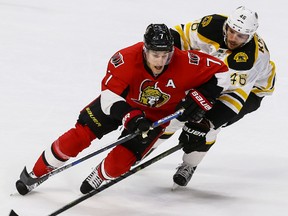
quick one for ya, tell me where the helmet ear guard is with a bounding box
[224,6,259,44]
[144,24,174,52]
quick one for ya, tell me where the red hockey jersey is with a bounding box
[101,42,229,124]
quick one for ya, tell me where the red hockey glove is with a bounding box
[122,109,151,134]
[176,89,214,122]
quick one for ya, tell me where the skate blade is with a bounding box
[171,183,180,191]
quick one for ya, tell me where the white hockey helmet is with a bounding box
[225,6,259,44]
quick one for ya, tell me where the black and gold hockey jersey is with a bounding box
[171,14,276,123]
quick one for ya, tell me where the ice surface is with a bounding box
[1,0,287,215]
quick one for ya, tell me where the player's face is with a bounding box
[226,26,249,50]
[145,50,172,76]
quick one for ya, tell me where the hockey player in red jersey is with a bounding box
[15,24,230,195]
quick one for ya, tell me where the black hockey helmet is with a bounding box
[144,24,174,52]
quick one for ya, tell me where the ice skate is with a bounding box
[173,163,196,188]
[80,166,104,194]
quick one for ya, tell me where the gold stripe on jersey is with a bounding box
[197,33,221,51]
[218,88,248,113]
[234,88,248,99]
[223,57,229,66]
[219,95,242,113]
[174,25,190,50]
[184,22,193,49]
[254,35,259,64]
[251,60,276,95]
[206,140,215,145]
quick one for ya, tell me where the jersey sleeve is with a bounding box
[100,51,132,117]
[171,20,202,51]
[207,58,276,129]
[251,60,276,97]
[171,15,225,54]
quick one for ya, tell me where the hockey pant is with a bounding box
[33,97,121,177]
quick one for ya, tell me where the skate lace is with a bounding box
[176,164,194,179]
[86,169,103,189]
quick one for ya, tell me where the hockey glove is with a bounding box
[179,119,210,154]
[176,89,214,122]
[122,109,152,136]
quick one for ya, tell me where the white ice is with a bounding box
[0,0,287,215]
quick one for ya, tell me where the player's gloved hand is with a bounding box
[179,119,210,154]
[122,109,152,135]
[176,89,214,122]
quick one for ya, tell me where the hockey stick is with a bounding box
[10,143,183,216]
[47,143,183,216]
[19,109,184,188]
[8,210,18,216]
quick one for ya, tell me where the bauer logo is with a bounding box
[86,107,102,127]
[183,125,206,137]
[190,90,212,110]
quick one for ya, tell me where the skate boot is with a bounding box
[80,166,104,194]
[173,163,196,187]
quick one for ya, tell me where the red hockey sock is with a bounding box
[33,152,55,177]
[56,123,96,157]
[33,123,96,177]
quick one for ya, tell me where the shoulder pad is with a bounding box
[198,14,227,45]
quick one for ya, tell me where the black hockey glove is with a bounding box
[176,89,214,122]
[122,109,152,135]
[179,119,210,154]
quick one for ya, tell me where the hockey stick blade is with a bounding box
[19,109,184,187]
[46,143,183,216]
[19,166,47,186]
[8,210,19,216]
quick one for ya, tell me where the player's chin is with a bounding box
[227,42,239,50]
[154,66,163,71]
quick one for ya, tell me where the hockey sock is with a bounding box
[54,123,96,157]
[102,145,137,178]
[33,123,96,177]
